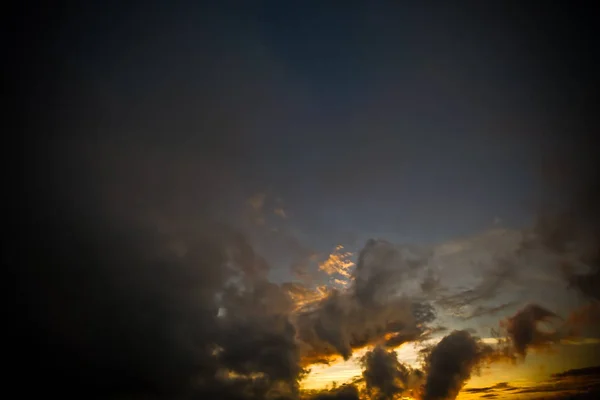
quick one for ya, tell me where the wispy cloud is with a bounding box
[510,365,600,398]
[464,381,517,394]
[319,245,355,279]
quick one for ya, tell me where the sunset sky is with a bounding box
[9,1,599,400]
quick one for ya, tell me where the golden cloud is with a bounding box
[319,245,355,278]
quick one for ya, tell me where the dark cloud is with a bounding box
[421,269,440,293]
[422,330,493,400]
[8,41,306,398]
[545,364,600,399]
[307,384,360,400]
[500,304,561,357]
[354,240,430,306]
[460,367,600,400]
[514,374,600,399]
[552,366,600,380]
[360,346,423,400]
[11,2,597,399]
[530,76,600,303]
[464,382,515,394]
[217,285,304,394]
[564,269,600,302]
[10,133,439,398]
[492,382,512,389]
[296,240,435,362]
[546,392,600,400]
[9,197,307,400]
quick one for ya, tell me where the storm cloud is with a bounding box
[295,239,435,362]
[10,195,307,399]
[9,1,599,399]
[9,142,437,399]
[360,346,423,400]
[422,330,493,400]
[500,304,562,357]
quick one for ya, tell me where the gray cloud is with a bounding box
[422,330,493,400]
[12,139,440,399]
[9,41,308,397]
[296,240,435,362]
[531,115,600,303]
[12,3,597,399]
[308,384,360,400]
[435,253,520,318]
[501,304,561,357]
[460,302,519,321]
[11,196,308,399]
[360,346,423,400]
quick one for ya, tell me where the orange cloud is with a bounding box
[283,283,330,313]
[319,245,354,278]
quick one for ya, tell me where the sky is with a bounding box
[7,1,600,400]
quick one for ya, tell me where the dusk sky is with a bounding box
[8,2,599,400]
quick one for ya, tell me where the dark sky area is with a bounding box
[6,2,599,400]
